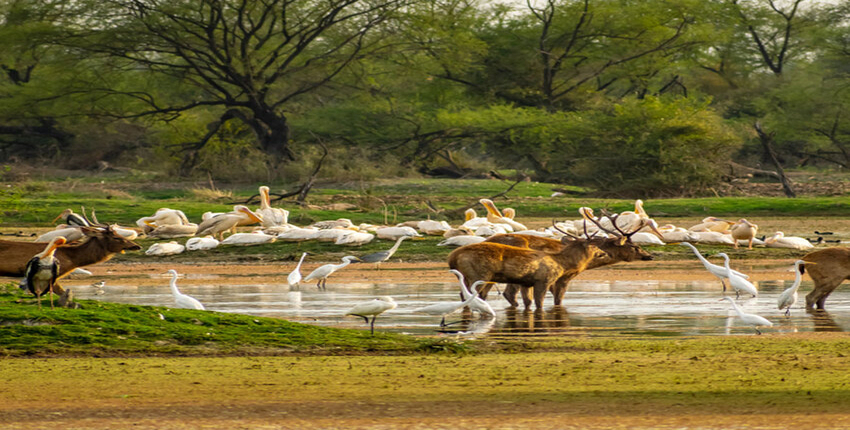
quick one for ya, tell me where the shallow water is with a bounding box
[69,275,850,337]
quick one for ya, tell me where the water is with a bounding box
[69,275,850,337]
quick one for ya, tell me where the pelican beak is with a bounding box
[241,207,263,224]
[647,220,664,239]
[479,199,504,218]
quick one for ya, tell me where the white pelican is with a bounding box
[53,209,89,227]
[730,219,759,249]
[147,224,198,239]
[335,231,375,246]
[691,231,736,245]
[595,200,653,234]
[312,218,354,229]
[413,280,485,326]
[717,253,758,298]
[629,231,666,246]
[721,297,772,335]
[681,242,748,291]
[220,232,276,246]
[186,236,220,251]
[375,226,420,240]
[688,217,733,233]
[443,226,474,238]
[474,225,508,237]
[360,236,409,268]
[764,231,814,250]
[460,208,491,230]
[437,236,486,247]
[314,228,356,242]
[136,208,191,233]
[145,241,186,256]
[110,225,139,240]
[479,199,526,231]
[36,227,84,243]
[657,224,699,243]
[345,296,398,335]
[778,260,807,316]
[276,226,320,242]
[287,252,308,287]
[196,206,263,240]
[302,255,360,290]
[20,237,67,309]
[166,269,205,310]
[417,220,451,236]
[256,186,289,227]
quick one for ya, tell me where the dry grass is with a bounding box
[189,187,233,202]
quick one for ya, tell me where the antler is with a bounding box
[551,220,580,239]
[80,206,108,228]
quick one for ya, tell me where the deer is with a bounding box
[484,213,654,307]
[800,247,850,310]
[0,226,142,294]
[447,235,609,310]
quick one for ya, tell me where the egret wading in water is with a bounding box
[166,269,205,310]
[449,269,495,317]
[716,253,758,299]
[20,237,67,309]
[681,242,748,291]
[413,280,486,327]
[345,296,397,335]
[287,252,308,288]
[777,260,809,317]
[721,297,772,335]
[303,255,360,290]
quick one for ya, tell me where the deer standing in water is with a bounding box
[801,247,850,310]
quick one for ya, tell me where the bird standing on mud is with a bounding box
[20,237,67,309]
[303,256,360,290]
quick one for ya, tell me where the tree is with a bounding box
[77,0,410,174]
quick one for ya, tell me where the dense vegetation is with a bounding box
[1,0,848,196]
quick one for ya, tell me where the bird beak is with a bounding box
[479,199,504,218]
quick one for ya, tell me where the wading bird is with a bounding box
[777,260,808,317]
[450,269,495,317]
[345,296,397,335]
[303,256,360,290]
[413,280,486,327]
[717,253,758,298]
[166,269,205,310]
[287,252,308,288]
[20,237,67,309]
[681,242,748,291]
[53,209,89,227]
[360,236,410,269]
[721,297,772,334]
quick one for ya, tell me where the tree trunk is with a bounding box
[754,122,796,198]
[253,110,295,162]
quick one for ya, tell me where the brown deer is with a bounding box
[487,232,653,307]
[447,238,608,309]
[0,226,142,293]
[801,247,850,309]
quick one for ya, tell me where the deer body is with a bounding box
[448,240,607,309]
[486,234,652,307]
[0,227,141,293]
[801,247,850,309]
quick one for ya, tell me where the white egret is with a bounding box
[681,242,748,291]
[777,260,808,317]
[450,269,495,317]
[721,297,772,334]
[302,255,360,290]
[345,296,397,335]
[287,252,308,288]
[166,269,205,310]
[716,253,758,299]
[413,280,486,327]
[20,237,67,309]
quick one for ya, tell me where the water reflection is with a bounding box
[68,277,850,337]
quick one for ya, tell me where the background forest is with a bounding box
[1,0,848,197]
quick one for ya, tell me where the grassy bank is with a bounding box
[0,284,461,357]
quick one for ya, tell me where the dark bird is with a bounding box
[814,231,834,235]
[20,237,67,309]
[52,208,90,227]
[359,236,410,269]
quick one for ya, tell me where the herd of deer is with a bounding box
[1,203,850,312]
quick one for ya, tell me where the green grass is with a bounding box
[0,283,465,357]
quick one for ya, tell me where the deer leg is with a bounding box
[477,283,494,300]
[503,284,519,307]
[806,278,843,310]
[520,286,533,308]
[532,283,548,309]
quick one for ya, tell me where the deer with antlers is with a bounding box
[0,225,142,295]
[448,232,610,309]
[485,211,654,307]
